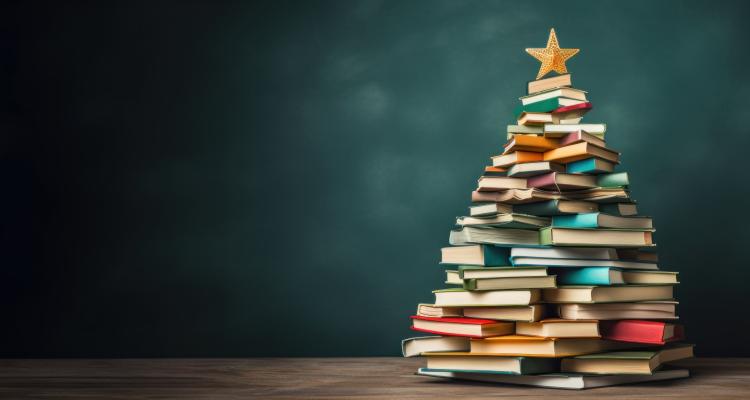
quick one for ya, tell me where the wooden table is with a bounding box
[0,357,743,399]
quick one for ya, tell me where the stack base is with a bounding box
[416,368,689,390]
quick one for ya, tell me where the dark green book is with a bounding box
[597,172,629,188]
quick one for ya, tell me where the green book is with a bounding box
[513,97,585,117]
[597,172,629,188]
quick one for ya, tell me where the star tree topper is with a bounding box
[525,28,579,80]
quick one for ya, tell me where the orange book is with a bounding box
[503,135,559,154]
[492,151,544,168]
[543,142,619,164]
[469,335,633,358]
[484,166,506,174]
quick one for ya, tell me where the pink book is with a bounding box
[558,130,606,148]
[526,172,558,189]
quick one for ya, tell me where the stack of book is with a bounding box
[401,72,693,390]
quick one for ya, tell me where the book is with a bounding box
[510,246,617,261]
[566,157,615,174]
[468,203,513,216]
[471,187,630,204]
[527,172,598,190]
[544,123,607,138]
[463,305,545,322]
[558,130,606,148]
[445,270,462,285]
[616,248,658,262]
[401,336,470,357]
[470,335,630,357]
[521,87,587,105]
[552,103,593,121]
[600,320,684,345]
[492,151,544,168]
[482,166,507,177]
[518,112,553,125]
[417,303,462,318]
[504,135,559,153]
[433,288,541,306]
[514,97,587,117]
[477,176,527,191]
[543,285,674,303]
[416,367,690,390]
[459,266,548,279]
[456,213,550,229]
[512,257,658,270]
[441,245,510,266]
[514,199,598,216]
[552,213,653,229]
[597,172,629,188]
[555,267,625,285]
[539,227,654,247]
[423,353,559,374]
[464,275,557,291]
[556,301,678,320]
[507,124,544,138]
[599,202,638,216]
[507,161,565,177]
[449,227,540,246]
[561,344,694,375]
[411,316,515,338]
[527,73,571,94]
[622,270,678,284]
[544,142,620,164]
[560,187,630,202]
[516,319,600,338]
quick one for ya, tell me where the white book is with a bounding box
[511,257,658,270]
[416,368,689,390]
[510,247,617,260]
[401,336,469,357]
[544,123,607,138]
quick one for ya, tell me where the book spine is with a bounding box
[597,172,629,188]
[539,228,553,245]
[555,267,614,285]
[552,213,600,228]
[557,131,582,147]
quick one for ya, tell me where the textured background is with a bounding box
[2,0,749,356]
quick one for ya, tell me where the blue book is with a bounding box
[566,158,614,174]
[555,267,623,285]
[553,213,653,229]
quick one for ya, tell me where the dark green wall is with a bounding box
[3,0,749,356]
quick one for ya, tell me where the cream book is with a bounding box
[543,285,674,303]
[401,336,470,357]
[516,319,600,338]
[463,305,545,322]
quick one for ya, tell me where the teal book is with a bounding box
[555,267,622,285]
[423,356,560,375]
[597,172,629,188]
[553,213,652,229]
[552,213,601,228]
[566,158,614,174]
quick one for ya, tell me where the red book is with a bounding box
[410,316,514,338]
[600,320,684,345]
[553,102,593,114]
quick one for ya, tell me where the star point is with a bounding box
[525,28,580,80]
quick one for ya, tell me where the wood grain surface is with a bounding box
[0,357,744,399]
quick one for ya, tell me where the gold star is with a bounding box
[525,28,580,80]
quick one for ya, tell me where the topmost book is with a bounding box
[528,74,572,95]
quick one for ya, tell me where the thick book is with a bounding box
[527,172,598,190]
[470,335,632,357]
[544,123,606,138]
[468,203,513,216]
[456,213,550,229]
[552,213,653,229]
[411,316,514,338]
[527,73,572,94]
[510,246,617,261]
[433,288,541,307]
[417,303,462,318]
[416,367,690,390]
[600,320,684,345]
[423,353,559,374]
[514,97,586,117]
[561,344,694,375]
[599,202,638,216]
[558,187,630,202]
[556,267,678,286]
[507,161,565,177]
[556,301,678,320]
[492,151,544,167]
[463,305,545,322]
[566,157,615,174]
[459,266,548,280]
[539,227,654,247]
[401,336,470,357]
[503,134,560,153]
[449,227,540,246]
[464,275,557,291]
[521,87,587,105]
[512,257,658,270]
[441,245,510,266]
[544,142,620,164]
[543,285,674,303]
[516,319,600,338]
[514,199,598,216]
[558,130,606,148]
[597,172,629,188]
[477,176,527,192]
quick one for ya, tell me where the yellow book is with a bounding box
[470,335,634,357]
[543,142,619,164]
